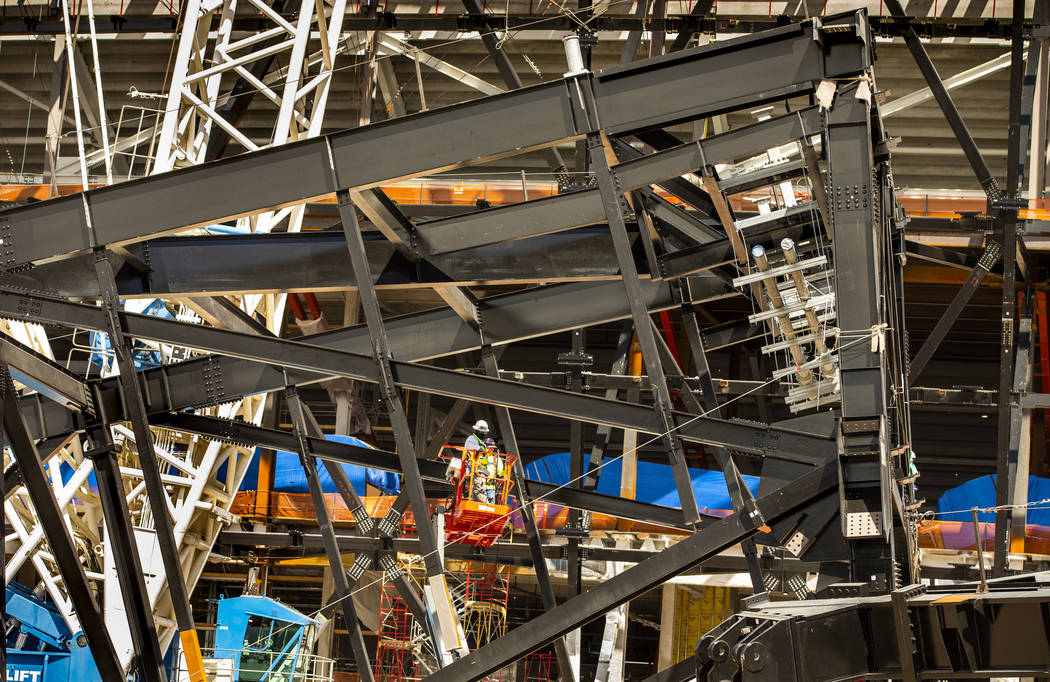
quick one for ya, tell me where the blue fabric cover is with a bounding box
[89,299,174,370]
[523,452,760,512]
[239,434,401,495]
[937,474,1050,525]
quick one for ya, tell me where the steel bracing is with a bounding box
[2,5,1050,681]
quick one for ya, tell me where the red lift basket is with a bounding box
[440,445,517,547]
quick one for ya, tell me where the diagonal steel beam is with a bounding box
[284,387,376,679]
[908,240,1003,382]
[591,135,702,525]
[0,336,92,411]
[884,0,1002,200]
[2,290,833,459]
[424,461,837,681]
[1,374,125,681]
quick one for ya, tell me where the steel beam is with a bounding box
[0,230,644,298]
[284,387,375,679]
[3,291,834,460]
[1,374,125,681]
[0,336,92,410]
[89,245,207,675]
[81,426,167,682]
[827,82,894,583]
[993,207,1021,577]
[425,461,837,681]
[0,17,869,271]
[479,340,578,681]
[592,135,701,525]
[884,0,1002,200]
[332,184,467,660]
[907,240,1002,382]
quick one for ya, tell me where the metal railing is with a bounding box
[173,647,335,682]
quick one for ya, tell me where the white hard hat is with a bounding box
[473,419,490,433]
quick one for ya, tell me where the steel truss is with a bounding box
[2,7,1049,680]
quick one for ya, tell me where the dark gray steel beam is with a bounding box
[90,246,203,665]
[591,135,702,525]
[884,0,1001,200]
[151,411,448,480]
[1,377,125,681]
[479,340,578,681]
[0,336,91,410]
[5,291,831,459]
[0,17,868,270]
[676,285,765,591]
[81,425,168,682]
[333,182,467,662]
[908,240,1002,382]
[993,207,1021,577]
[642,658,695,682]
[0,231,641,298]
[425,461,837,681]
[284,387,376,679]
[828,82,894,584]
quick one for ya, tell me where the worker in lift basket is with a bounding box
[463,419,489,502]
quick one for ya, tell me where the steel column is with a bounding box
[1,372,125,681]
[993,207,1021,577]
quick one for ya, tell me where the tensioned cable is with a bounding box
[238,327,882,651]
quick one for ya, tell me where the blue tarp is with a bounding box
[89,299,174,371]
[239,434,401,496]
[937,474,1050,525]
[523,452,760,512]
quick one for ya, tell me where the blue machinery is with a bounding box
[6,587,322,682]
[5,583,100,682]
[211,595,322,681]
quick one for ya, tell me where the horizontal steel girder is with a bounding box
[0,230,653,298]
[2,288,835,459]
[0,18,869,270]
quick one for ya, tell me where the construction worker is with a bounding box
[464,420,490,502]
[478,440,505,504]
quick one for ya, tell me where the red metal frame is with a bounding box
[440,445,517,547]
[374,579,419,681]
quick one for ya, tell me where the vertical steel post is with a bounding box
[993,0,1028,577]
[588,134,703,526]
[993,208,1020,577]
[827,83,895,586]
[0,371,125,681]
